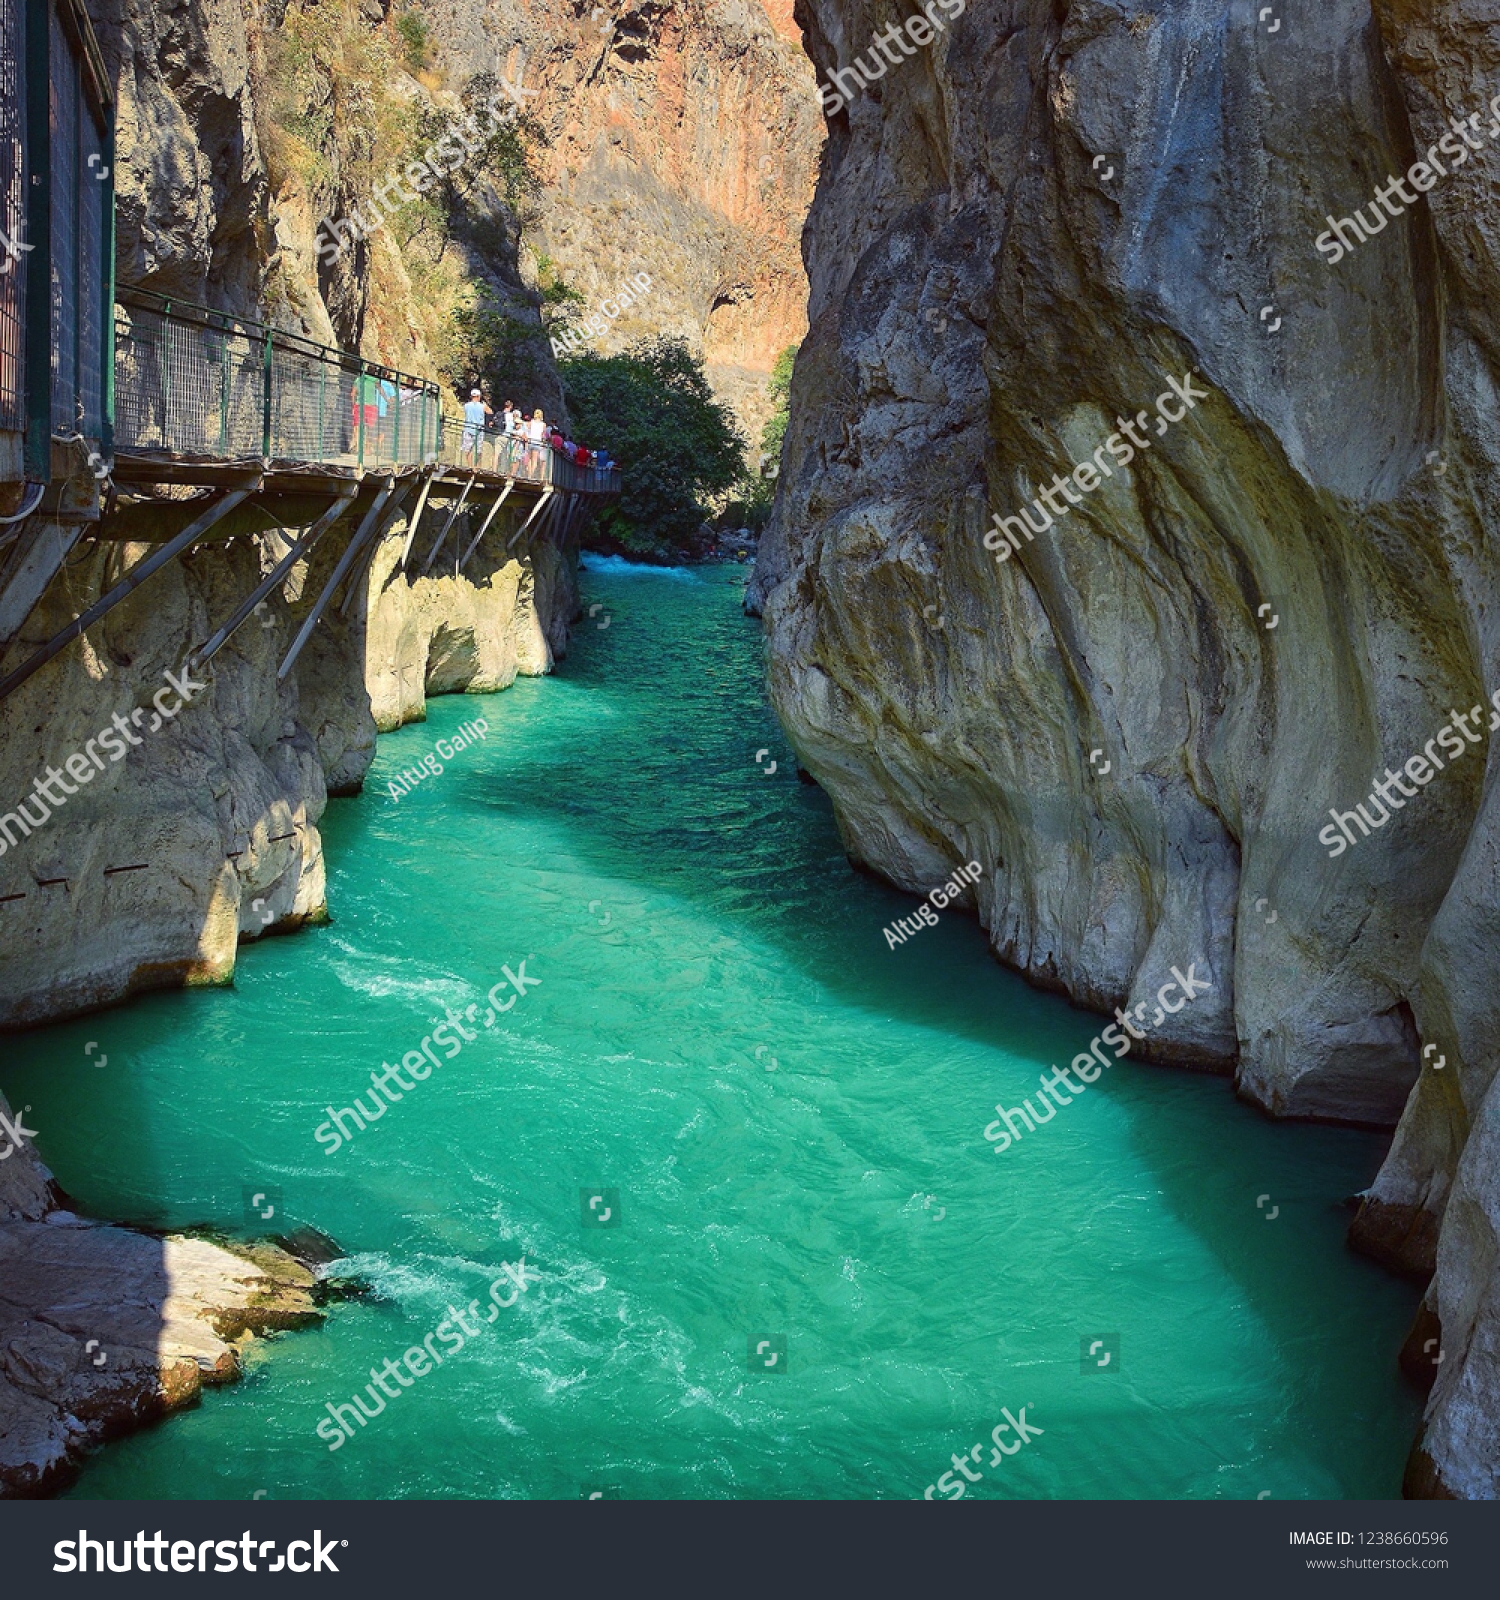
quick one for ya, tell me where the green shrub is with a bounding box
[560,338,748,560]
[396,7,432,71]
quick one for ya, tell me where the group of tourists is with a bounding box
[459,389,615,478]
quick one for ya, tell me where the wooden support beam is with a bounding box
[337,481,417,618]
[275,481,403,678]
[0,522,85,653]
[504,485,554,553]
[554,492,581,545]
[397,467,439,570]
[418,473,476,575]
[191,485,357,666]
[456,481,514,574]
[0,490,253,704]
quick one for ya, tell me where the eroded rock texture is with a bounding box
[0,0,580,1026]
[420,0,821,440]
[756,0,1499,1494]
[0,505,573,1027]
[0,1090,322,1497]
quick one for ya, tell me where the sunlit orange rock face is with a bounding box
[437,0,822,445]
[756,0,802,42]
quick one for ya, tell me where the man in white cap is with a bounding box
[461,387,492,465]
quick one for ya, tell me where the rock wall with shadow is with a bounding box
[755,0,1500,1495]
[0,1088,321,1497]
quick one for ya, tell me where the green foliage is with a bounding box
[560,338,748,559]
[445,300,550,408]
[415,90,546,218]
[395,6,432,71]
[722,474,775,533]
[533,255,586,337]
[759,342,797,466]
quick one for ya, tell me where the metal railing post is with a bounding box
[261,322,273,457]
[356,360,366,467]
[217,315,230,454]
[160,299,171,452]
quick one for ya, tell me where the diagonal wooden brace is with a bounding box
[192,485,357,666]
[0,489,253,704]
[504,485,554,553]
[419,473,477,575]
[456,481,514,574]
[397,466,440,570]
[330,479,415,619]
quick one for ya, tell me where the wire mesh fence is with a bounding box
[113,287,443,468]
[436,423,619,495]
[111,286,621,496]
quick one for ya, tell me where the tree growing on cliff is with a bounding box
[759,342,798,469]
[724,342,799,532]
[559,338,747,561]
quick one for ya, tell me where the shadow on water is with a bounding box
[450,560,1422,1491]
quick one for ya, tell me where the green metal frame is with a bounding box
[21,0,49,480]
[22,0,115,480]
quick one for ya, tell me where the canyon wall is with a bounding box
[0,502,575,1029]
[0,0,588,1030]
[755,0,1499,1495]
[415,0,821,444]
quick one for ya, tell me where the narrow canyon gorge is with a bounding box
[1,0,1496,1511]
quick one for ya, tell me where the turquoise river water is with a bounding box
[2,557,1420,1499]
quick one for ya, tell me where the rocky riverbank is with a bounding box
[0,1090,325,1498]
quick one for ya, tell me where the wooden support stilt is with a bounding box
[192,485,357,666]
[504,485,554,553]
[556,493,585,548]
[419,473,477,575]
[0,489,254,704]
[456,481,514,574]
[276,481,414,679]
[337,480,418,618]
[0,523,86,653]
[397,467,440,570]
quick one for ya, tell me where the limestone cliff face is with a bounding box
[0,508,573,1028]
[416,0,821,443]
[756,0,1499,1494]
